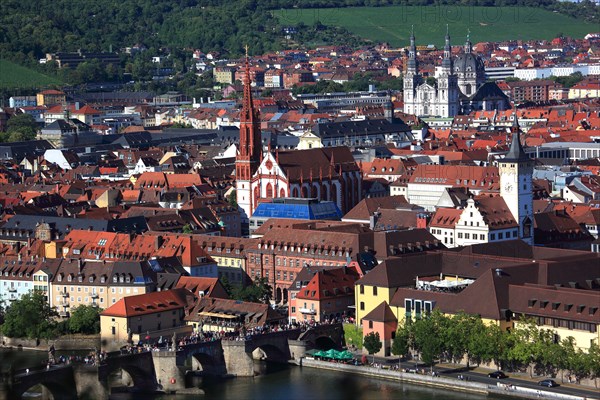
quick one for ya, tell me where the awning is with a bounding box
[199,311,238,319]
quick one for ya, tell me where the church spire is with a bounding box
[442,25,452,69]
[504,113,528,162]
[465,29,472,54]
[238,45,261,161]
[407,26,418,73]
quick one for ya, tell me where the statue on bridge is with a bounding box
[171,332,177,351]
[48,345,56,365]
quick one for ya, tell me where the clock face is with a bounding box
[504,183,513,193]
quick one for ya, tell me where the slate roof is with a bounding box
[312,118,411,139]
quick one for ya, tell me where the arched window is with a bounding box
[266,183,273,198]
[279,188,285,197]
[523,217,532,238]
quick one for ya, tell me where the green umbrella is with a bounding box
[324,349,337,359]
[313,350,326,358]
[338,350,353,360]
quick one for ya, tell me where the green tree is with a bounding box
[228,190,238,208]
[412,310,446,370]
[68,305,102,335]
[391,319,411,369]
[5,113,38,142]
[587,343,600,386]
[1,291,58,339]
[363,331,382,363]
[182,224,193,234]
[231,277,273,304]
[507,317,539,376]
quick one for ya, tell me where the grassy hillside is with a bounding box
[274,6,597,47]
[0,59,62,89]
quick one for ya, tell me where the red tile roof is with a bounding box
[101,288,193,318]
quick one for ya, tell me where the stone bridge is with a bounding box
[3,365,78,400]
[0,324,345,398]
[97,350,158,392]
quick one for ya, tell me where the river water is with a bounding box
[1,348,505,400]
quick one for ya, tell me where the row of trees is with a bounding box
[2,0,596,86]
[362,311,600,383]
[0,292,101,339]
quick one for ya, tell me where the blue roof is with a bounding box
[252,201,342,220]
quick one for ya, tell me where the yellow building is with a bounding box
[100,288,193,349]
[568,82,600,99]
[297,131,323,150]
[49,259,156,317]
[213,67,235,85]
[508,285,599,351]
[36,89,66,106]
[354,244,600,350]
[200,237,252,285]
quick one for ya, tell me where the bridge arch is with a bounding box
[106,364,150,390]
[189,351,221,374]
[314,336,337,350]
[251,344,289,363]
[18,380,77,400]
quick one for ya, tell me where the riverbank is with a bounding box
[301,358,589,400]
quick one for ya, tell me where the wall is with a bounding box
[1,335,101,350]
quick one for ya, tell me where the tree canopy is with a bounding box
[1,291,58,339]
[3,113,38,143]
[68,305,102,335]
[363,331,382,362]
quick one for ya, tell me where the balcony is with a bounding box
[299,308,316,315]
[8,287,17,292]
[91,293,99,299]
[61,291,69,297]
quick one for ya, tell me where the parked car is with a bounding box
[488,371,508,379]
[538,379,558,387]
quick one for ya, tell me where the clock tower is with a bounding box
[499,115,534,245]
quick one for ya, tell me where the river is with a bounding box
[0,348,506,400]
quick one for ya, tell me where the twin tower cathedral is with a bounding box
[403,29,508,118]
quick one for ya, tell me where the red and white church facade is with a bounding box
[235,54,362,225]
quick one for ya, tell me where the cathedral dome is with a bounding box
[453,52,484,75]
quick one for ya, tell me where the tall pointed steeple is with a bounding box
[442,25,452,69]
[238,45,262,162]
[235,45,263,224]
[407,25,418,73]
[504,113,528,162]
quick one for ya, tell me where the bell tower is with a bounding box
[499,115,534,245]
[236,46,262,227]
[403,26,422,116]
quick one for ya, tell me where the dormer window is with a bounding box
[68,275,72,282]
[113,276,117,283]
[58,275,62,282]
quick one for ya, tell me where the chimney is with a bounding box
[77,259,82,273]
[369,211,380,230]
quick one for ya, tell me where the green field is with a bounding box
[275,6,596,47]
[0,59,61,89]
